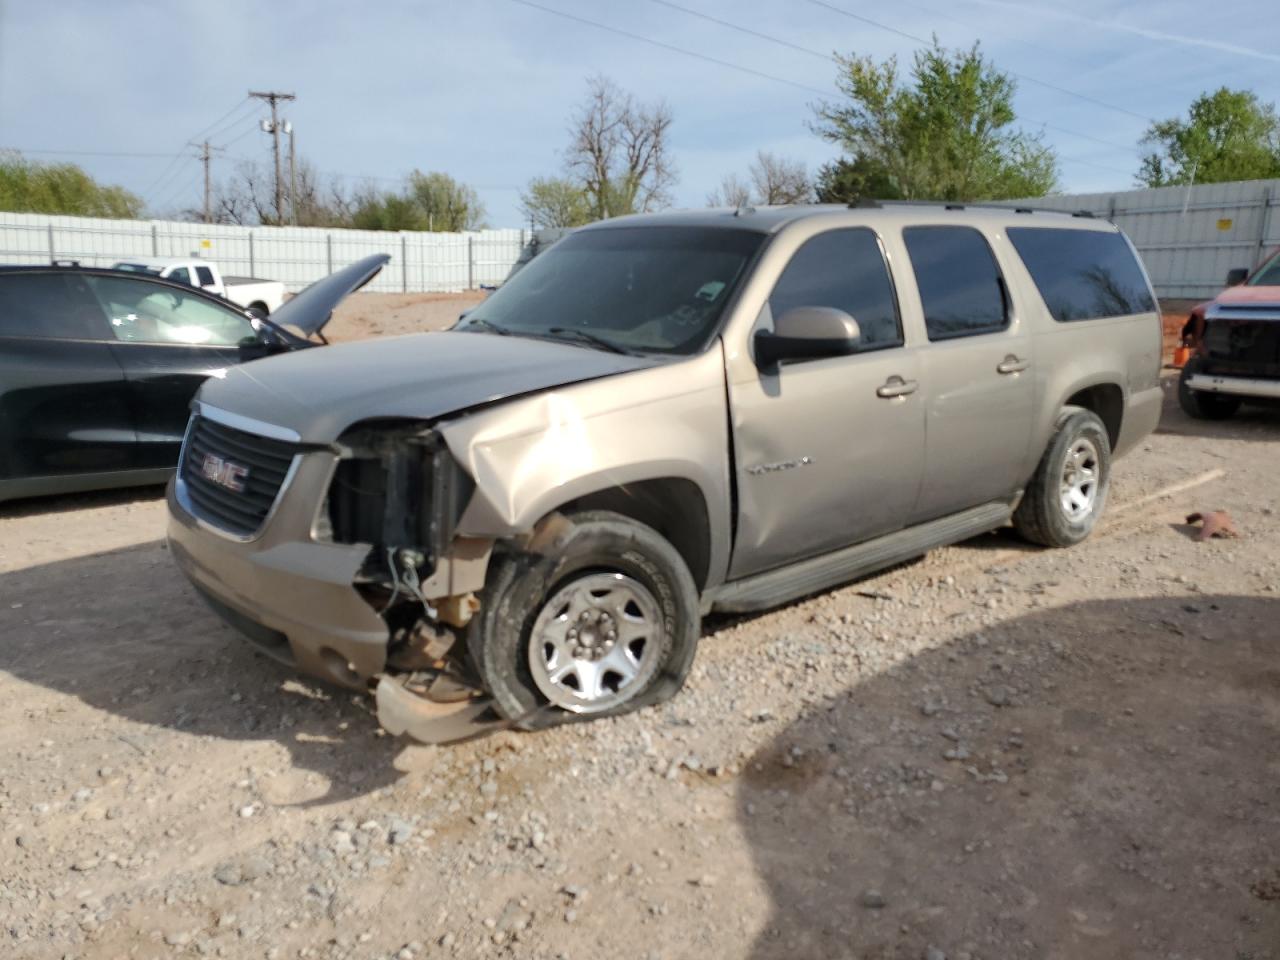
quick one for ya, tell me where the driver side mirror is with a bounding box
[754,306,862,370]
[1226,267,1249,286]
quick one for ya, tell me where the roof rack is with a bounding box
[848,199,1097,219]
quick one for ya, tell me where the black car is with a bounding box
[0,254,388,504]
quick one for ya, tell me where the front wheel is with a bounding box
[469,511,700,728]
[1178,360,1241,420]
[1014,406,1112,548]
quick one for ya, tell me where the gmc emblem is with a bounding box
[200,453,250,493]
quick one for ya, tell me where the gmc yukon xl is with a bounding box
[166,204,1162,738]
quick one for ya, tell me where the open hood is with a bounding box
[270,254,390,337]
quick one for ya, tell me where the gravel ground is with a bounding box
[1,295,1277,960]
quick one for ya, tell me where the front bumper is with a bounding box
[166,451,390,690]
[1186,373,1280,400]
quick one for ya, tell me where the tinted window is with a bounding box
[0,272,109,340]
[1008,227,1155,321]
[464,227,763,355]
[903,226,1007,340]
[769,228,901,349]
[84,275,257,346]
[168,266,191,285]
[195,266,216,287]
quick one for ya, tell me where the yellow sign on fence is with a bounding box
[1217,218,1233,231]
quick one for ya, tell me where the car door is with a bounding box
[726,227,926,579]
[0,270,136,490]
[900,225,1034,522]
[83,274,268,471]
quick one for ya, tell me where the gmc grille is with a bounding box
[180,416,300,537]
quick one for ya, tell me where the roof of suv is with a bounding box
[587,202,1117,235]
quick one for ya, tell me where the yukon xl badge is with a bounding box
[200,453,250,493]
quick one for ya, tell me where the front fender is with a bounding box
[438,348,733,589]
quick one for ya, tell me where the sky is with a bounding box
[1,0,1277,228]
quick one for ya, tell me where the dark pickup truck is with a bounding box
[1180,248,1280,419]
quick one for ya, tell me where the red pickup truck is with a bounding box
[1179,248,1280,419]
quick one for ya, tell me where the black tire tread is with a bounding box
[1014,406,1110,548]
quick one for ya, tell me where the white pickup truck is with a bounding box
[111,257,287,316]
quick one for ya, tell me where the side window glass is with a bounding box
[903,226,1008,341]
[768,228,901,350]
[1007,227,1155,321]
[195,266,216,287]
[0,273,109,340]
[84,275,258,346]
[168,266,192,285]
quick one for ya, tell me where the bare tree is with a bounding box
[706,172,752,208]
[750,151,811,204]
[565,75,677,220]
[707,151,811,207]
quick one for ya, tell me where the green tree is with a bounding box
[519,176,593,228]
[811,41,1058,204]
[351,191,426,231]
[0,153,143,218]
[406,170,486,231]
[1138,88,1280,187]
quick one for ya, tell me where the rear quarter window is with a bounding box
[0,272,109,340]
[1007,227,1155,321]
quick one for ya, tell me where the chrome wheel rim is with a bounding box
[1059,437,1100,522]
[527,572,664,714]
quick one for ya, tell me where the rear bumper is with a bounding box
[166,458,389,690]
[1186,373,1280,400]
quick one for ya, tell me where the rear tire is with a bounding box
[1178,359,1241,420]
[1014,406,1111,548]
[469,511,700,729]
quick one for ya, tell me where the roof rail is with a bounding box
[846,199,1099,219]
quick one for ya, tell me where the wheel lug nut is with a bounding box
[606,630,616,640]
[580,611,590,622]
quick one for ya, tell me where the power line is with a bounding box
[187,97,253,143]
[507,0,832,96]
[2,148,181,158]
[647,0,1140,154]
[803,0,1153,123]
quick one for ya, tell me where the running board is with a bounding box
[709,501,1013,614]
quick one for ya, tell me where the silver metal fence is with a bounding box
[0,212,530,293]
[1005,178,1280,300]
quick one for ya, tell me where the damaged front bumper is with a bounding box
[167,410,503,742]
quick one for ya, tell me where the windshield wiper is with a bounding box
[460,317,511,336]
[546,326,636,356]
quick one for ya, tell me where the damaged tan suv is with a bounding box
[167,203,1162,738]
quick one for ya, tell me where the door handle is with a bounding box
[876,376,919,399]
[997,355,1030,375]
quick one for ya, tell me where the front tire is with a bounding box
[469,511,700,728]
[1014,407,1111,548]
[1178,359,1241,420]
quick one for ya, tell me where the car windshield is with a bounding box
[459,226,764,355]
[1247,251,1280,286]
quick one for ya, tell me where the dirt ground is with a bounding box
[1,294,1278,960]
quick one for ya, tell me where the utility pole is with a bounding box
[249,90,296,224]
[189,139,223,224]
[286,123,297,225]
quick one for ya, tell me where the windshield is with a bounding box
[1247,250,1280,286]
[460,226,764,355]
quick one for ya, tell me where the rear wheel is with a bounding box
[469,511,700,728]
[1014,406,1111,548]
[1178,359,1241,420]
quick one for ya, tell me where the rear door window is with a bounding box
[1008,227,1155,321]
[903,226,1008,340]
[0,272,110,340]
[769,228,902,350]
[168,266,192,285]
[195,265,216,287]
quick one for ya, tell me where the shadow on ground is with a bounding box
[739,593,1280,959]
[0,541,404,805]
